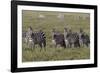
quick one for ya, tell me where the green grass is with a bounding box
[22,47,90,62]
[22,10,90,62]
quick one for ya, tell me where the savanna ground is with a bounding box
[22,10,90,62]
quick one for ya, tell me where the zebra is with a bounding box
[51,28,66,48]
[24,26,46,50]
[78,28,90,47]
[31,29,46,49]
[71,32,80,48]
[64,29,80,48]
[83,34,90,47]
[25,26,35,49]
[78,28,84,47]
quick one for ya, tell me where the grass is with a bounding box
[22,47,90,62]
[22,10,90,62]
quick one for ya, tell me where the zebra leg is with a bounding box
[65,39,69,48]
[79,39,84,47]
[39,42,42,51]
[43,40,46,51]
[62,43,66,48]
[28,38,34,50]
[32,42,35,50]
[53,42,57,48]
[75,40,80,48]
[69,43,72,48]
[29,42,33,51]
[78,42,80,48]
[85,42,89,47]
[27,41,30,49]
[43,40,46,48]
[52,40,56,48]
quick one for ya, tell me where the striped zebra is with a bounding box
[64,28,80,48]
[79,29,90,47]
[24,26,34,49]
[31,29,46,49]
[52,28,66,48]
[24,26,46,49]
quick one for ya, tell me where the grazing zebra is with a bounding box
[52,28,66,48]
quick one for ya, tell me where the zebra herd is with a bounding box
[23,27,46,49]
[52,28,90,48]
[23,26,90,50]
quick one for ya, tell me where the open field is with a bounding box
[22,10,90,62]
[22,47,90,62]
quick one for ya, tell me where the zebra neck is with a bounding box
[64,32,67,38]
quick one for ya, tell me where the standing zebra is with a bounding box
[51,28,66,48]
[64,29,80,48]
[25,27,46,49]
[31,29,46,49]
[78,28,84,47]
[79,29,90,47]
[78,28,90,47]
[25,26,34,49]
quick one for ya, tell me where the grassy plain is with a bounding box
[22,10,90,62]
